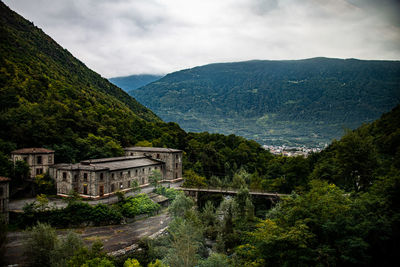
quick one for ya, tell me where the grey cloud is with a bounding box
[3,0,400,77]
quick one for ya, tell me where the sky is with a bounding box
[4,0,400,78]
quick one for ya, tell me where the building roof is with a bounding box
[11,148,55,154]
[147,193,169,203]
[124,146,182,153]
[0,176,11,182]
[81,156,145,164]
[52,156,163,172]
[93,157,162,171]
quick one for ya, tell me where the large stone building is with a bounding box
[11,148,55,178]
[0,177,10,223]
[50,147,183,198]
[124,147,183,180]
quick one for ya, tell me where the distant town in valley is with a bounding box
[262,144,324,157]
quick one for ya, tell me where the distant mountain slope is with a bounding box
[109,74,163,92]
[0,2,161,161]
[131,58,400,147]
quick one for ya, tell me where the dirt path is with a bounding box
[4,210,171,266]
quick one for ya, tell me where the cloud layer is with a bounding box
[4,0,400,77]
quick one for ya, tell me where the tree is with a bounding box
[123,258,141,267]
[149,170,162,189]
[168,192,194,218]
[182,169,206,188]
[131,179,141,194]
[147,259,168,267]
[198,253,230,267]
[164,218,203,267]
[24,223,58,267]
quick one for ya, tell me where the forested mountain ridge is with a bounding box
[0,2,163,161]
[132,58,400,146]
[109,74,163,92]
[0,2,275,178]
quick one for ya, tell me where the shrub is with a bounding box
[121,194,160,218]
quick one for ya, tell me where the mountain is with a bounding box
[109,74,163,92]
[0,2,162,161]
[131,58,400,147]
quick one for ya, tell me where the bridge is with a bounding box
[178,186,288,202]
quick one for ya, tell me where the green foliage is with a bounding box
[234,180,389,266]
[120,194,160,218]
[123,258,141,267]
[131,179,141,193]
[153,186,179,200]
[81,257,115,267]
[132,58,400,147]
[147,259,168,267]
[168,192,195,218]
[198,253,230,267]
[35,172,56,195]
[149,170,162,189]
[18,201,122,228]
[164,218,203,267]
[68,240,112,267]
[24,223,84,267]
[182,169,207,188]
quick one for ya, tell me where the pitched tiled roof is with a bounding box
[124,147,182,153]
[11,148,55,154]
[0,176,11,182]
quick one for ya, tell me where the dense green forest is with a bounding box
[9,103,400,266]
[109,74,163,92]
[131,58,400,147]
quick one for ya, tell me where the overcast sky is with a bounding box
[4,0,400,78]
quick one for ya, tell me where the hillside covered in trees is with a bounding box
[132,58,400,147]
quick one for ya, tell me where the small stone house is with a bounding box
[11,148,55,178]
[0,176,10,223]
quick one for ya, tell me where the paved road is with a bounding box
[4,209,171,266]
[9,181,183,211]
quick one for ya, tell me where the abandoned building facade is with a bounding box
[50,147,183,198]
[11,148,55,178]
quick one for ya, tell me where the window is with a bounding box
[120,172,123,177]
[111,184,115,192]
[128,171,131,177]
[135,170,138,175]
[84,173,88,182]
[100,173,104,181]
[149,168,151,171]
[74,175,78,182]
[37,156,42,164]
[62,172,67,181]
[128,180,131,187]
[23,157,28,162]
[157,154,160,159]
[130,153,133,156]
[36,168,43,175]
[112,173,115,180]
[155,166,158,170]
[48,155,53,164]
[0,187,3,197]
[176,163,178,168]
[120,182,123,189]
[176,154,178,159]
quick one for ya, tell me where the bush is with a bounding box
[154,187,179,200]
[120,194,160,218]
